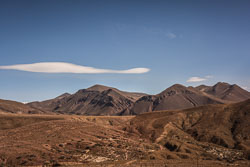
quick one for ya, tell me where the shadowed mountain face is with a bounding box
[26,82,250,116]
[132,83,250,114]
[131,84,224,114]
[28,85,146,116]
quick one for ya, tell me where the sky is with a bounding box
[0,0,250,102]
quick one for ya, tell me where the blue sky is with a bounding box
[0,0,250,102]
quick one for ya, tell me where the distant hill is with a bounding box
[196,82,250,102]
[131,82,250,114]
[28,93,71,113]
[26,82,250,115]
[28,85,147,116]
[0,99,44,114]
[131,84,224,114]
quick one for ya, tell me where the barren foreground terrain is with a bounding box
[0,101,250,167]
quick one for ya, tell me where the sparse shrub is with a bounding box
[52,162,61,166]
[164,142,177,151]
[243,150,250,160]
[149,155,155,160]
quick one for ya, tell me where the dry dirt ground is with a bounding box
[0,113,249,167]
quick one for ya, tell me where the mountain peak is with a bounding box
[164,84,187,91]
[167,84,187,90]
[55,93,71,100]
[158,84,191,96]
[195,84,210,92]
[214,82,230,87]
[87,84,114,92]
[201,82,250,102]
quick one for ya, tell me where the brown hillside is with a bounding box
[0,100,249,166]
[126,99,250,161]
[28,93,71,113]
[1,113,249,166]
[132,84,223,114]
[0,99,44,114]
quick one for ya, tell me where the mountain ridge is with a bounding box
[0,99,47,114]
[27,84,147,115]
[2,82,249,115]
[131,83,225,114]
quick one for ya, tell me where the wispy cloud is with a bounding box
[114,24,178,40]
[165,32,176,39]
[205,75,213,79]
[0,62,150,74]
[186,75,213,83]
[141,26,178,39]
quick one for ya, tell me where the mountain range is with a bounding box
[28,85,146,115]
[131,82,250,114]
[0,82,250,165]
[1,82,250,115]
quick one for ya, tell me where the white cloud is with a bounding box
[0,62,150,74]
[187,77,207,83]
[186,75,213,83]
[166,32,176,39]
[205,75,213,79]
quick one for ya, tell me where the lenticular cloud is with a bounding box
[186,75,213,83]
[187,77,207,82]
[0,62,150,74]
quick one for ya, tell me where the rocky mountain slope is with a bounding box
[28,93,71,113]
[131,82,250,114]
[196,82,250,102]
[28,85,146,116]
[26,82,250,116]
[131,84,225,114]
